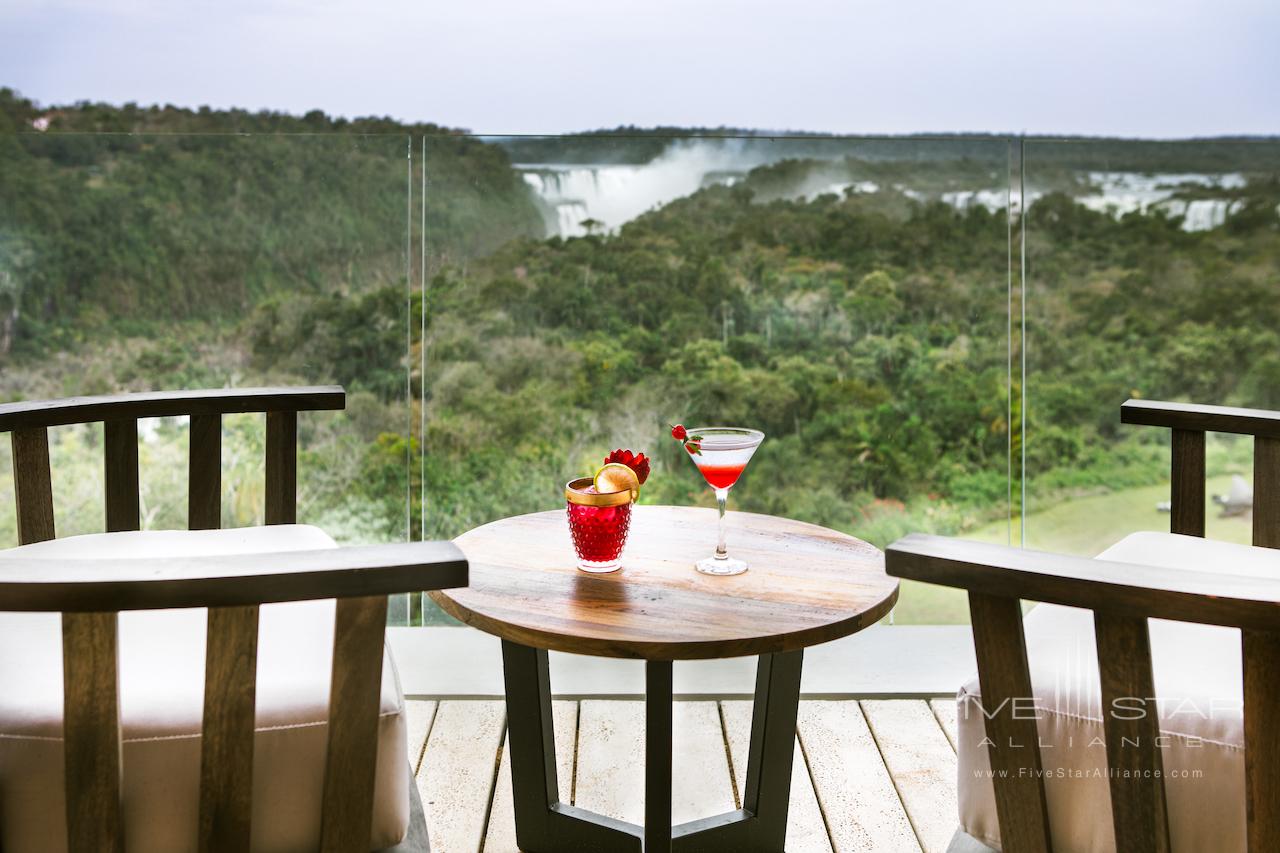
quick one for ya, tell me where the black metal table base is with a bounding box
[501,641,804,853]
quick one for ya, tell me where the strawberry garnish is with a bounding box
[671,423,702,455]
[604,448,650,485]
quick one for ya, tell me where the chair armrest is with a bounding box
[1121,398,1280,439]
[0,540,467,612]
[886,533,1280,631]
[0,386,345,432]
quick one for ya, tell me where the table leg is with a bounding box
[646,660,674,853]
[501,641,557,839]
[671,649,804,852]
[500,640,641,852]
[499,641,802,853]
[741,649,805,849]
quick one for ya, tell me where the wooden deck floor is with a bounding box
[405,698,961,853]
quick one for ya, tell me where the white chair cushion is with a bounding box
[956,532,1269,852]
[0,525,409,853]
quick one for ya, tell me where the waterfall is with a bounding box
[514,140,778,237]
[556,202,592,237]
[940,189,1008,212]
[804,180,879,201]
[518,164,673,236]
[1179,199,1245,231]
[1077,172,1248,230]
[512,140,1254,237]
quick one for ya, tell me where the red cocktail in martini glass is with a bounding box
[683,427,765,575]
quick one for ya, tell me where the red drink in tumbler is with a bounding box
[566,478,633,572]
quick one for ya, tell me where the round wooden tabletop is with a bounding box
[430,505,898,661]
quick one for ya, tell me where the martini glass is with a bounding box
[684,427,765,575]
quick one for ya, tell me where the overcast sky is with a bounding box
[3,0,1277,137]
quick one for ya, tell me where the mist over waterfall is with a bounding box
[509,138,1258,237]
[515,141,774,237]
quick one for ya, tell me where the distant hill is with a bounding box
[0,89,543,351]
[495,125,1280,173]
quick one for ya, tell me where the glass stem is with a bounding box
[715,487,729,559]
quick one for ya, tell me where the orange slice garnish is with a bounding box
[593,462,639,501]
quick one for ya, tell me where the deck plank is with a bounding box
[862,700,958,853]
[574,700,736,826]
[928,698,959,753]
[482,700,578,852]
[671,701,737,824]
[405,700,438,775]
[798,700,920,853]
[418,700,506,853]
[721,700,833,853]
[409,697,965,852]
[574,700,645,823]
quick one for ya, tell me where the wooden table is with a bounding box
[431,505,898,853]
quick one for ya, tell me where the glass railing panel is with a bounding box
[422,132,1016,624]
[0,130,418,619]
[1022,138,1280,555]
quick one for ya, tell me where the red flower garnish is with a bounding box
[604,448,650,485]
[670,424,687,441]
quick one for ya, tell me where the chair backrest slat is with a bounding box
[1244,435,1280,851]
[1252,436,1280,549]
[62,611,124,853]
[12,427,55,544]
[1093,613,1170,852]
[967,592,1053,853]
[1170,427,1206,537]
[320,594,390,852]
[189,413,222,530]
[265,410,297,525]
[1243,630,1280,852]
[198,604,260,852]
[104,419,140,533]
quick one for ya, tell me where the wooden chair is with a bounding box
[886,399,1280,853]
[0,387,467,852]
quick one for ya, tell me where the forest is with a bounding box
[2,90,1278,620]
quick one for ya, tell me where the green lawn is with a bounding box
[889,475,1250,624]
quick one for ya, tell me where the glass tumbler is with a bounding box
[565,476,633,573]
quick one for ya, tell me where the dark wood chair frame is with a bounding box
[0,387,468,853]
[886,398,1280,853]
